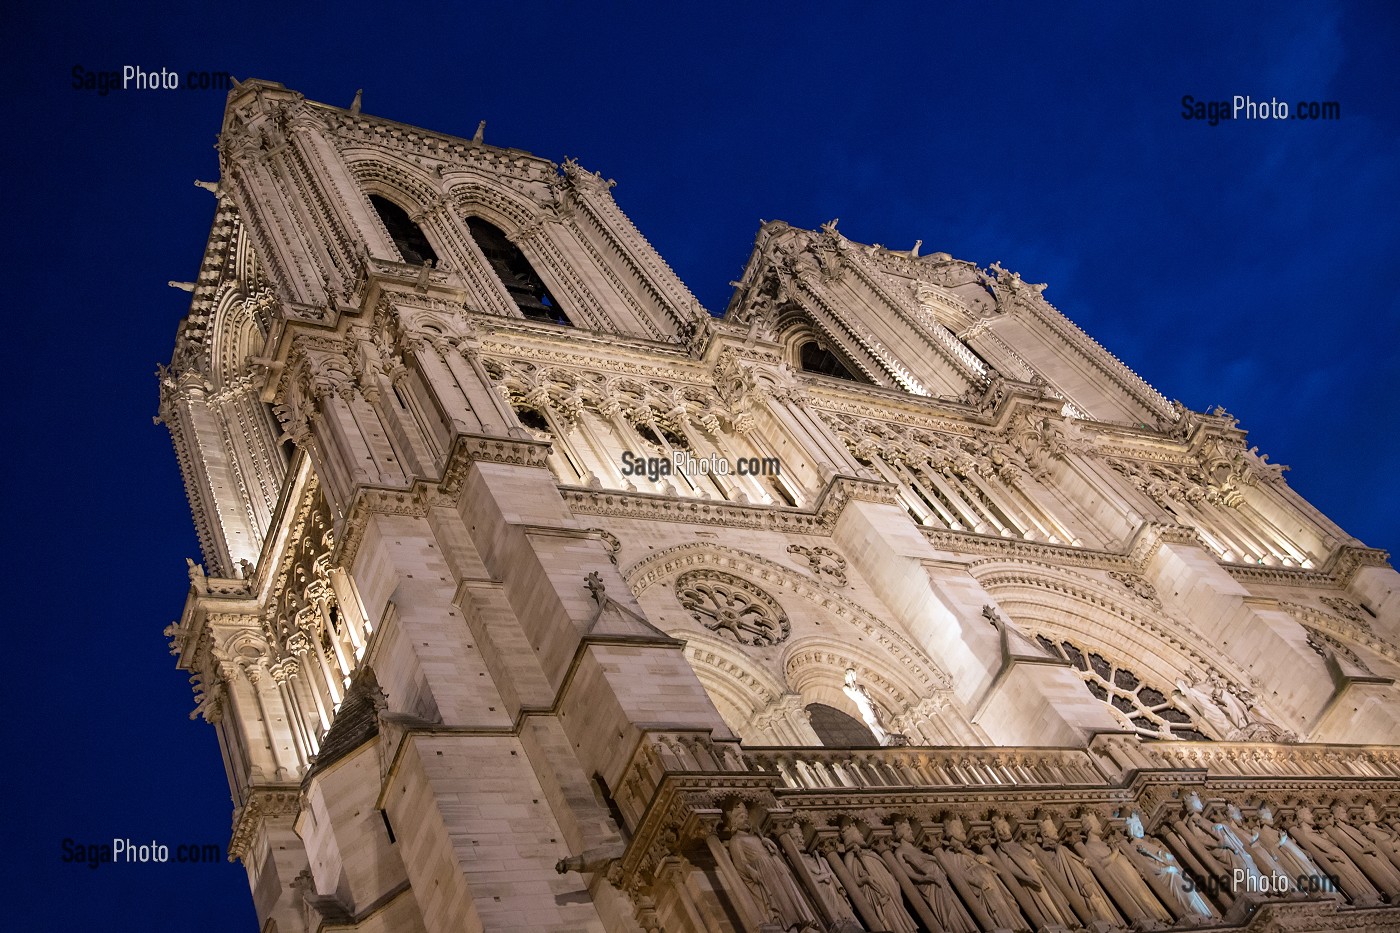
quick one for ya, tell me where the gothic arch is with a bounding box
[777,318,881,387]
[968,558,1273,727]
[782,634,923,724]
[679,630,791,742]
[625,542,952,694]
[445,179,547,234]
[970,559,1245,685]
[210,290,267,391]
[345,152,444,214]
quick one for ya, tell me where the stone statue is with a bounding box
[1319,803,1400,897]
[1174,793,1265,896]
[783,825,860,929]
[1073,811,1173,927]
[1228,804,1293,893]
[1117,811,1217,923]
[1174,672,1293,743]
[1286,806,1382,905]
[1249,805,1337,898]
[1172,674,1239,740]
[889,818,976,933]
[724,802,820,932]
[1356,804,1400,872]
[842,669,905,746]
[839,821,917,933]
[986,817,1078,929]
[939,818,1028,932]
[1034,815,1124,927]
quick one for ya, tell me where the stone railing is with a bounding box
[1124,740,1400,779]
[746,745,1108,791]
[614,730,752,824]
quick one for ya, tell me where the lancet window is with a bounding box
[466,217,572,325]
[369,194,438,267]
[798,339,866,383]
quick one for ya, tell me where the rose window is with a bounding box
[1035,634,1210,741]
[675,572,789,647]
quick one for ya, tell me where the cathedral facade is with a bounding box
[159,81,1400,933]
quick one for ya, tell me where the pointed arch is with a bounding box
[968,558,1247,690]
[625,541,952,694]
[463,215,571,325]
[678,630,793,742]
[368,194,438,266]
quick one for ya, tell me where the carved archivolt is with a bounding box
[681,630,791,726]
[971,557,1251,693]
[627,543,952,693]
[676,570,789,647]
[783,636,919,715]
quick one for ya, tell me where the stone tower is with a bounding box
[160,81,1400,933]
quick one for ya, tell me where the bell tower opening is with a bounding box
[466,216,572,326]
[798,339,866,382]
[368,194,438,266]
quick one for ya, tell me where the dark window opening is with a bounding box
[799,340,865,382]
[636,422,689,450]
[369,195,438,267]
[379,810,396,844]
[805,702,878,747]
[466,217,572,326]
[769,480,797,508]
[514,407,552,435]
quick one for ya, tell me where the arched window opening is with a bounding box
[369,195,438,267]
[466,217,572,326]
[636,422,689,451]
[799,340,866,383]
[513,406,553,436]
[805,702,878,747]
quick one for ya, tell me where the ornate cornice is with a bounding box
[227,784,300,862]
[1224,544,1392,587]
[561,474,897,533]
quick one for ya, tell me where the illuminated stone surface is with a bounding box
[158,81,1400,932]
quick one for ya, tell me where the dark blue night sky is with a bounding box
[4,3,1397,929]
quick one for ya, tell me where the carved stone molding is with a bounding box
[228,786,301,862]
[787,543,849,587]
